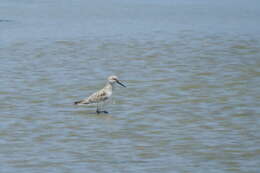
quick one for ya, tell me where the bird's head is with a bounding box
[108,75,126,87]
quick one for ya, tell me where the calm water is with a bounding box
[1,0,260,172]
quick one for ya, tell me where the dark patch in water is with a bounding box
[0,19,12,22]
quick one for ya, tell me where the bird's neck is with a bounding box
[104,82,114,91]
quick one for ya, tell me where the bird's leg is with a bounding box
[96,103,101,114]
[100,101,109,114]
[96,102,108,114]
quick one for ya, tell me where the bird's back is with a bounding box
[87,88,109,103]
[74,87,111,105]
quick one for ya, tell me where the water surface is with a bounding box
[1,0,260,172]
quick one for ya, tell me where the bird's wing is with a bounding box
[85,89,108,104]
[74,89,109,105]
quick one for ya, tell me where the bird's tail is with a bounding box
[74,100,89,105]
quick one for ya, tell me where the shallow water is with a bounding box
[1,0,260,172]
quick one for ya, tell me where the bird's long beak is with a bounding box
[116,80,126,87]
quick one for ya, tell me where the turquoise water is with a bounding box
[1,0,260,172]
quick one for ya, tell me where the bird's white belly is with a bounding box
[106,90,112,98]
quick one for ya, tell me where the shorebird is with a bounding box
[74,75,126,114]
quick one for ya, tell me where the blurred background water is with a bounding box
[0,0,260,172]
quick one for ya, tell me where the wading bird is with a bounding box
[74,75,126,114]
